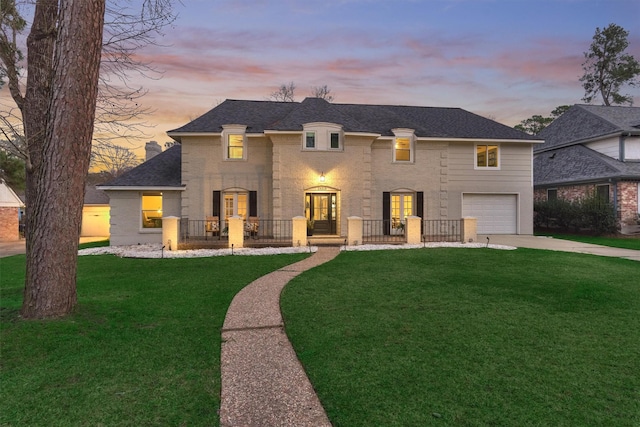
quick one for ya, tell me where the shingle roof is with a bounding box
[169,98,538,141]
[534,144,640,186]
[535,104,640,153]
[84,185,110,204]
[101,144,182,188]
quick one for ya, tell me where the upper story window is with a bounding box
[392,128,415,163]
[227,134,244,159]
[222,124,247,161]
[330,132,340,149]
[395,138,411,161]
[306,132,316,149]
[302,123,343,151]
[476,144,499,168]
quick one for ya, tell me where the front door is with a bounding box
[391,193,413,234]
[306,193,337,235]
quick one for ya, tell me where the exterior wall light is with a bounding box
[319,172,325,183]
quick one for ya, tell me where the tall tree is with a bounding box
[17,0,106,318]
[580,23,640,106]
[1,0,175,318]
[514,105,571,135]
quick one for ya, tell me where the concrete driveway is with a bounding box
[0,237,108,258]
[480,235,640,262]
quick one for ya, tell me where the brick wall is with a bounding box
[534,180,640,228]
[0,207,20,241]
[618,181,639,225]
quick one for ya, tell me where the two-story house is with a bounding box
[100,98,541,246]
[534,105,640,229]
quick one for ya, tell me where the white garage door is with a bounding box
[463,194,517,234]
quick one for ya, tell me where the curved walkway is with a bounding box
[220,246,339,427]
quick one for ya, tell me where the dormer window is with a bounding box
[330,132,340,149]
[306,132,316,149]
[222,125,247,161]
[228,134,244,159]
[392,128,415,163]
[302,123,343,151]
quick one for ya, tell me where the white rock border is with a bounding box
[79,242,516,259]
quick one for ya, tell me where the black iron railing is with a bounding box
[422,219,462,242]
[362,219,407,244]
[179,218,293,246]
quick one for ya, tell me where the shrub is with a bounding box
[534,192,616,235]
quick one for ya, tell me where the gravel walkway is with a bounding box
[219,246,340,427]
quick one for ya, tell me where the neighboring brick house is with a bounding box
[99,98,541,246]
[0,179,24,241]
[534,105,640,228]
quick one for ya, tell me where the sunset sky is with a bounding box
[4,0,640,158]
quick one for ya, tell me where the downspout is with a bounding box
[619,132,628,161]
[613,178,619,228]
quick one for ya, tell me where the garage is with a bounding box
[462,194,517,234]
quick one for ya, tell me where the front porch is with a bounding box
[168,217,477,250]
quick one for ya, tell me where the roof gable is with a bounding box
[0,180,24,207]
[536,105,640,152]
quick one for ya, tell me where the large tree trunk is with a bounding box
[21,0,106,319]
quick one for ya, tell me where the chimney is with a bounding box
[145,141,162,161]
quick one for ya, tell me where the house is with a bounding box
[0,179,24,241]
[99,98,541,246]
[533,105,640,229]
[81,185,110,237]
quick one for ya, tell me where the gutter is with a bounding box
[97,186,186,191]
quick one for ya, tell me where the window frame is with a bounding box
[547,188,558,201]
[305,131,316,149]
[329,132,341,150]
[140,192,163,231]
[226,134,245,160]
[222,125,248,161]
[475,144,500,169]
[391,129,415,163]
[596,184,610,203]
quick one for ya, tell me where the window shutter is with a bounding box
[416,191,424,234]
[212,191,221,217]
[249,191,258,217]
[383,192,390,235]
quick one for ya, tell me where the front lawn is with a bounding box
[0,252,307,427]
[281,248,640,426]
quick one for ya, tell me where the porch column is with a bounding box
[292,216,307,246]
[162,216,180,251]
[406,216,422,245]
[347,216,362,246]
[462,217,477,243]
[228,216,244,249]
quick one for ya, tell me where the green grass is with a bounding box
[536,232,640,250]
[0,252,307,427]
[281,248,640,426]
